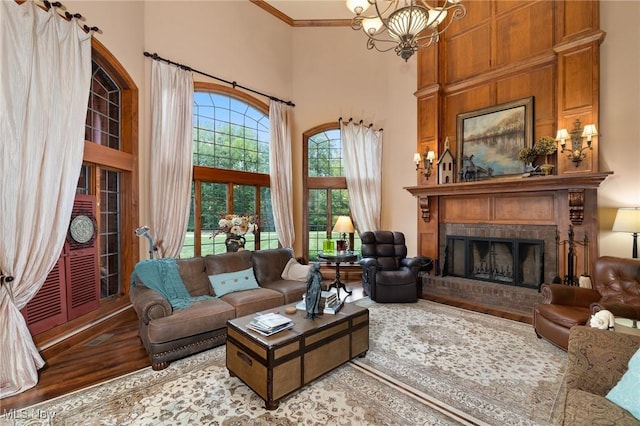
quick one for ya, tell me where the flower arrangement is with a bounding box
[517,147,538,164]
[213,214,258,237]
[533,136,558,156]
[533,136,558,164]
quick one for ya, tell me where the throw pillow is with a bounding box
[606,347,640,420]
[281,258,311,282]
[208,267,260,297]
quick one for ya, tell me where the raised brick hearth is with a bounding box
[421,274,542,317]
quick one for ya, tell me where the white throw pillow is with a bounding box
[281,258,311,282]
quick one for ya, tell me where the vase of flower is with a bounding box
[225,234,246,252]
[212,214,257,252]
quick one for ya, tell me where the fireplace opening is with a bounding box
[445,236,543,289]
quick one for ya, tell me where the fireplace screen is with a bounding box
[446,236,543,289]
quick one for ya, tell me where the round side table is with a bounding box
[318,252,358,301]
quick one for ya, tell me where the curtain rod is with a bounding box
[339,117,383,132]
[143,52,295,107]
[40,1,102,34]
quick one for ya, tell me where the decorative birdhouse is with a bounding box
[438,137,456,184]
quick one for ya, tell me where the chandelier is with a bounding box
[346,0,466,61]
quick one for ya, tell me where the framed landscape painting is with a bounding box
[456,97,534,181]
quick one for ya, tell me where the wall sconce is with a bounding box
[556,119,597,166]
[414,148,436,179]
[612,207,640,259]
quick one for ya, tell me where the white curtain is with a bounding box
[269,100,295,248]
[0,1,92,398]
[149,61,194,258]
[341,119,383,233]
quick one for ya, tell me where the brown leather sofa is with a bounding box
[553,326,640,425]
[129,248,309,370]
[533,256,640,350]
[360,231,419,303]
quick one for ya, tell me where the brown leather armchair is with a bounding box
[533,256,640,350]
[360,231,419,303]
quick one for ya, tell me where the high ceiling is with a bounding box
[262,1,354,21]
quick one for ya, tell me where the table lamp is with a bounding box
[333,216,355,252]
[612,207,640,258]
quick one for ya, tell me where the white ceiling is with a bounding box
[263,1,354,21]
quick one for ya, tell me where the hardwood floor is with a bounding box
[1,307,149,412]
[1,281,529,412]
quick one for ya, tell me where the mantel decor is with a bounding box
[404,171,612,223]
[457,97,534,182]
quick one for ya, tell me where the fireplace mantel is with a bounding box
[404,172,612,224]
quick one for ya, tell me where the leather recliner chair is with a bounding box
[359,231,420,303]
[533,256,640,350]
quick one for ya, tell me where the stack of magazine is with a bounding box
[296,291,343,314]
[246,312,294,336]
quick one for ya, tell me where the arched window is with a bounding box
[182,83,277,257]
[82,40,138,299]
[303,123,360,261]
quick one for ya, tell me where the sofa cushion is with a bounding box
[260,279,307,304]
[606,347,640,420]
[177,257,212,297]
[209,267,260,297]
[204,250,253,276]
[564,389,640,426]
[220,287,284,317]
[146,298,235,344]
[281,258,311,281]
[252,248,294,285]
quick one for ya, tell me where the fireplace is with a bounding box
[440,223,557,287]
[446,236,543,289]
[405,172,611,315]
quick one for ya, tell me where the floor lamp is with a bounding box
[612,207,640,259]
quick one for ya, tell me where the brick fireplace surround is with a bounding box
[406,172,611,317]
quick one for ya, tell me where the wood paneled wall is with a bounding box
[414,1,605,272]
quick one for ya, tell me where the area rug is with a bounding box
[0,345,459,426]
[1,300,566,426]
[354,299,566,426]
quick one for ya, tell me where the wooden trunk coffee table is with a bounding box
[226,302,369,410]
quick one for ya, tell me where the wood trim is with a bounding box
[193,166,270,186]
[250,0,294,26]
[250,0,351,27]
[443,52,557,95]
[405,172,612,198]
[83,142,134,171]
[292,19,351,28]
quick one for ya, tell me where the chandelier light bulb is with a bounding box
[427,8,448,27]
[363,17,384,35]
[346,0,371,15]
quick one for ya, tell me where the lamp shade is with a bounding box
[581,124,598,141]
[612,208,640,233]
[387,5,429,39]
[333,216,355,234]
[555,129,569,141]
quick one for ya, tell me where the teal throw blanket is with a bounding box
[131,258,213,310]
